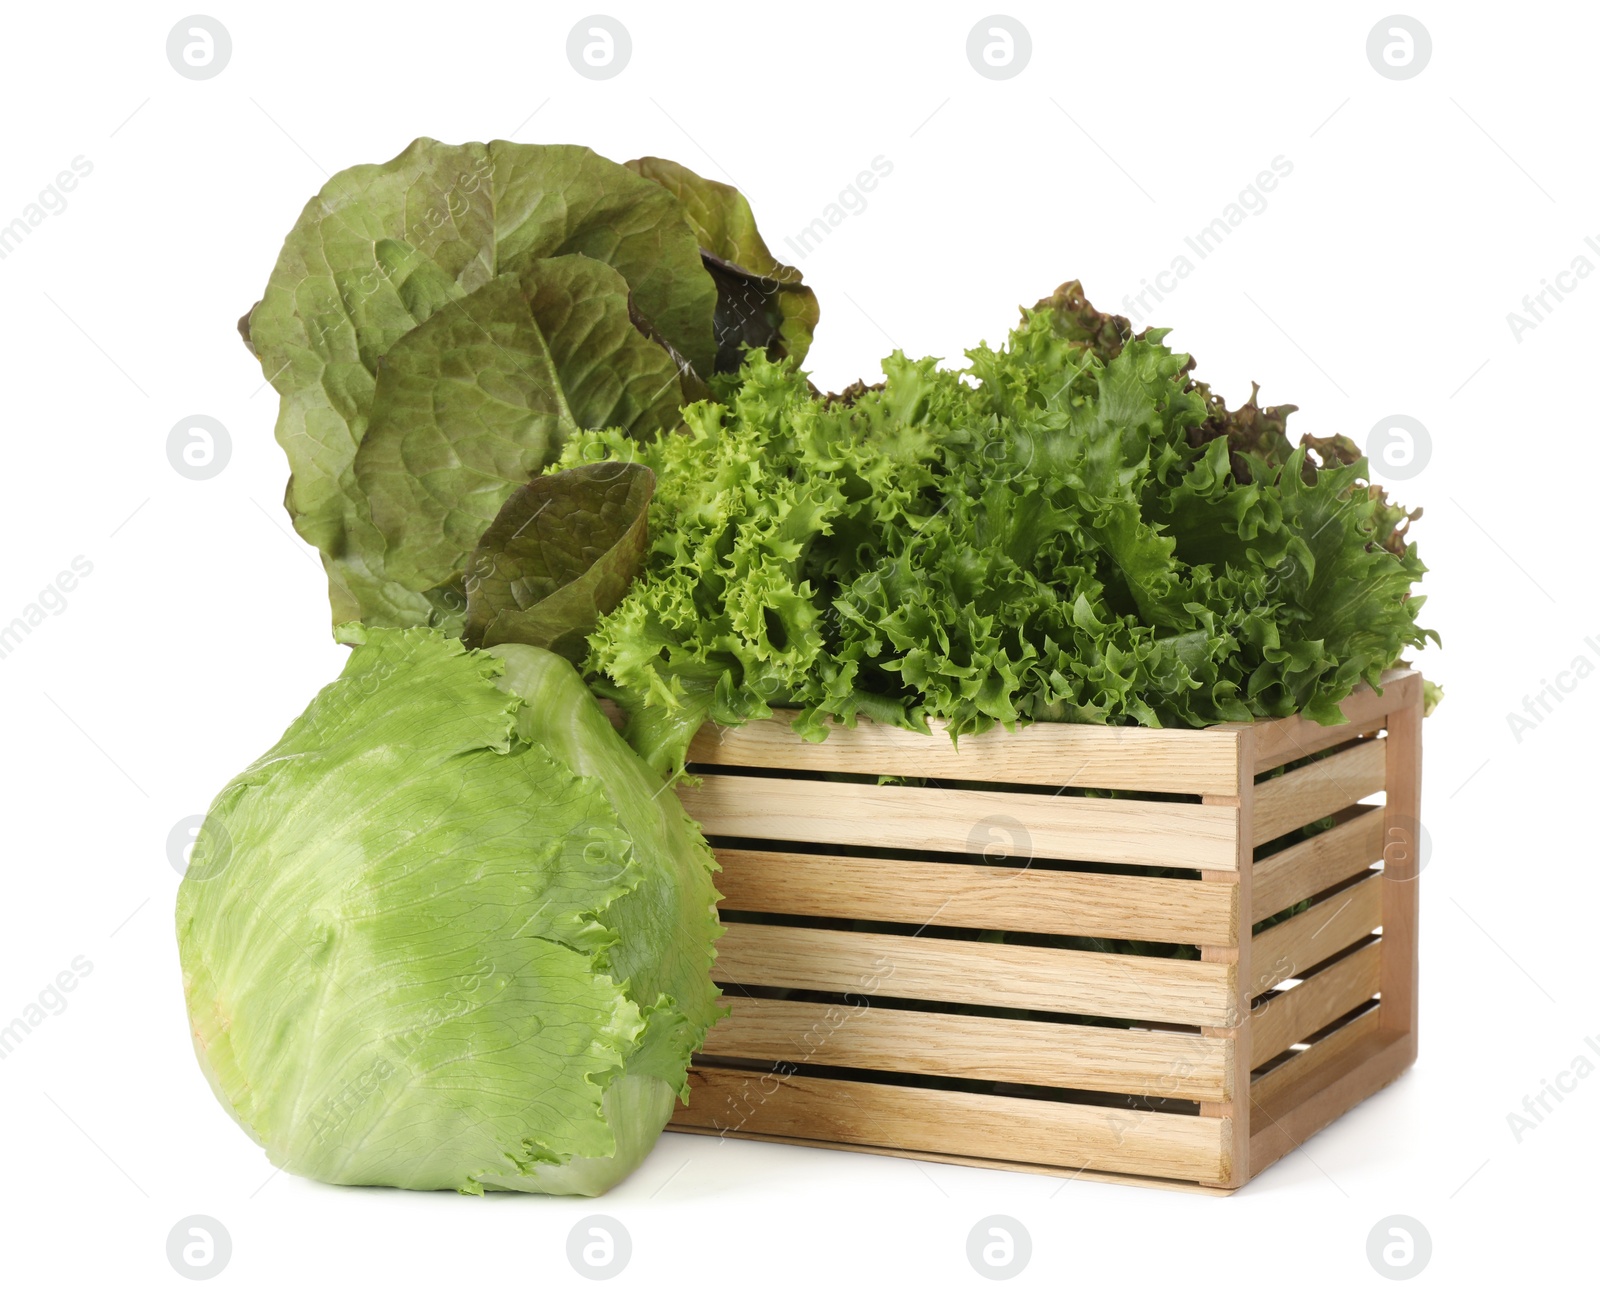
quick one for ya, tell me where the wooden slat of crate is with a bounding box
[1251,739,1387,846]
[1380,679,1424,1039]
[713,848,1239,945]
[1249,942,1382,1068]
[672,1130,1238,1195]
[1250,1003,1384,1113]
[699,997,1233,1103]
[679,776,1240,870]
[1196,724,1254,1189]
[714,923,1237,1027]
[676,1065,1229,1182]
[1249,872,1383,996]
[689,712,1244,797]
[1247,1025,1414,1180]
[1250,669,1412,773]
[1252,808,1384,923]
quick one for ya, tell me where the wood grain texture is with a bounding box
[699,996,1233,1102]
[713,847,1239,945]
[675,1065,1229,1182]
[1247,1026,1415,1180]
[661,1128,1239,1194]
[678,775,1240,869]
[1252,808,1384,923]
[1249,872,1383,996]
[713,922,1238,1027]
[1250,670,1419,773]
[1379,687,1423,1042]
[1252,739,1387,847]
[688,711,1244,796]
[1250,1003,1384,1112]
[1250,941,1382,1068]
[1198,725,1254,1188]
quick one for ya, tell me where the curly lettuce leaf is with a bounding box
[565,288,1435,776]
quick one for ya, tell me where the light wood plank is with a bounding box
[688,711,1244,797]
[1252,739,1387,847]
[1381,687,1424,1039]
[1251,670,1420,773]
[713,848,1239,945]
[679,776,1239,870]
[675,1066,1228,1182]
[1247,1026,1415,1179]
[1252,808,1384,923]
[1250,1003,1383,1111]
[1250,942,1382,1068]
[1249,872,1383,996]
[700,997,1232,1102]
[662,1127,1238,1194]
[1197,724,1253,1188]
[713,922,1237,1027]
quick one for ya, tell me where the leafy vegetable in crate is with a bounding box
[559,283,1435,775]
[239,138,815,636]
[175,629,723,1195]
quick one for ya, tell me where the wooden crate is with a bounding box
[666,670,1423,1192]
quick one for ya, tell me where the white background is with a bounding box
[0,2,1592,1290]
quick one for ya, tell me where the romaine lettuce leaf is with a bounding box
[243,140,737,631]
[462,461,655,659]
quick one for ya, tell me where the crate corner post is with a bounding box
[1198,723,1254,1190]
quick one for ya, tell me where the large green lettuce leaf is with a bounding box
[628,156,820,369]
[462,461,655,658]
[176,628,722,1194]
[243,140,723,630]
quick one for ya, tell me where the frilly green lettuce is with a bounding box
[560,285,1436,776]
